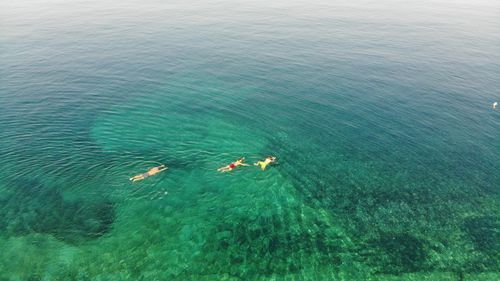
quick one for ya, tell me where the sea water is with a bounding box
[0,0,499,280]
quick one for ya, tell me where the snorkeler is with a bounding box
[217,157,249,172]
[494,102,498,110]
[254,156,277,171]
[129,164,168,182]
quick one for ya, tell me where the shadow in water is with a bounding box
[361,233,430,274]
[199,209,345,279]
[0,179,115,244]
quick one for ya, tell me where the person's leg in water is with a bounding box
[130,175,144,182]
[218,162,237,172]
[218,166,232,172]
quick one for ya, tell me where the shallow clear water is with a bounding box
[1,0,499,280]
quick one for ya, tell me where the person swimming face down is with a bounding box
[254,156,277,170]
[217,157,249,172]
[129,164,168,182]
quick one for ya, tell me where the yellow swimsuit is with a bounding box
[257,160,270,170]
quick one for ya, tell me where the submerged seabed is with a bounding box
[1,0,499,280]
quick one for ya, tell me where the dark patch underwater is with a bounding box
[0,179,115,244]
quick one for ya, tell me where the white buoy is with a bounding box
[494,102,498,110]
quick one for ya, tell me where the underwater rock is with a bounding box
[198,208,346,278]
[463,216,499,255]
[0,179,115,244]
[364,233,429,274]
[461,215,499,272]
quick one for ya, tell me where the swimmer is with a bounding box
[493,102,498,110]
[129,164,168,182]
[217,157,249,172]
[254,156,277,171]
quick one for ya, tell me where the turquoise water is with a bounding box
[1,0,499,280]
